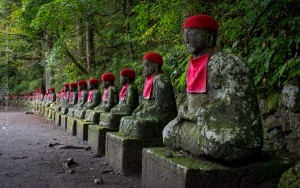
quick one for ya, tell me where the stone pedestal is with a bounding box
[142,147,294,188]
[67,116,77,136]
[48,109,53,121]
[105,132,163,175]
[76,120,93,141]
[54,112,61,126]
[88,125,117,155]
[51,110,55,122]
[61,115,68,130]
[40,106,44,115]
[44,107,49,118]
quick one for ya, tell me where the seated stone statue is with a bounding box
[45,88,56,107]
[60,83,78,114]
[68,80,88,116]
[119,52,177,138]
[54,84,69,113]
[74,78,101,119]
[99,68,139,128]
[163,15,263,163]
[85,73,118,123]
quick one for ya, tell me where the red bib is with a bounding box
[69,91,73,101]
[63,92,68,100]
[119,84,128,101]
[78,91,83,100]
[143,75,155,99]
[187,48,215,93]
[87,90,93,102]
[102,88,109,102]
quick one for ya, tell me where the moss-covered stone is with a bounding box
[142,147,294,188]
[163,50,263,163]
[278,162,300,188]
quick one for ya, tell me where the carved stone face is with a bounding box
[63,86,69,92]
[142,59,158,78]
[88,83,94,90]
[120,76,127,85]
[103,80,110,88]
[183,28,209,55]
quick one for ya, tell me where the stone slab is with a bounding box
[77,120,93,141]
[48,109,53,121]
[67,116,77,136]
[88,125,117,156]
[142,147,294,188]
[105,132,163,175]
[54,112,61,126]
[51,110,55,122]
[61,115,68,130]
[44,107,49,118]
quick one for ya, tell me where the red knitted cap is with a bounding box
[48,88,55,92]
[88,78,99,85]
[183,14,218,30]
[69,82,78,89]
[77,80,87,86]
[64,84,69,88]
[120,68,136,78]
[143,52,163,65]
[102,73,115,82]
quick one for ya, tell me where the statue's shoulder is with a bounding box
[210,48,250,74]
[109,86,117,93]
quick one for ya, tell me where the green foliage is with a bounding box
[0,0,298,111]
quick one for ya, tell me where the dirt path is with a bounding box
[0,105,140,188]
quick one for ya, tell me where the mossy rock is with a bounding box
[278,162,300,188]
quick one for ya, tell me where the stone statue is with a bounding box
[99,68,139,128]
[45,88,56,107]
[119,52,177,138]
[68,80,88,116]
[59,84,71,114]
[74,78,101,119]
[61,83,78,114]
[85,73,118,123]
[163,15,263,163]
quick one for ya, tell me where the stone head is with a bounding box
[142,52,163,78]
[63,84,69,92]
[77,80,87,91]
[69,83,78,92]
[88,78,99,90]
[120,68,136,85]
[102,73,115,88]
[183,15,218,56]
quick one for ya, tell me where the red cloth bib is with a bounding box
[63,92,68,100]
[102,88,109,102]
[87,90,93,102]
[143,75,155,99]
[69,91,73,101]
[78,91,83,100]
[119,84,128,101]
[187,48,215,93]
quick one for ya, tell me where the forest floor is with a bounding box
[0,104,140,188]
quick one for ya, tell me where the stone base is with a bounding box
[44,107,49,118]
[77,120,93,141]
[48,109,53,121]
[88,125,117,155]
[51,110,55,122]
[61,115,68,130]
[142,147,294,188]
[40,106,44,115]
[54,112,61,126]
[67,116,77,136]
[105,132,163,175]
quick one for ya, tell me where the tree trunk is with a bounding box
[123,0,134,61]
[45,33,53,90]
[86,20,95,74]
